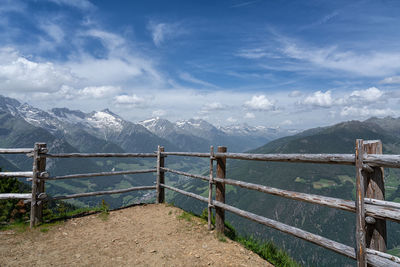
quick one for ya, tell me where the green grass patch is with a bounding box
[199,208,300,267]
[294,177,307,183]
[0,220,29,232]
[388,247,400,257]
[312,178,337,189]
[177,211,193,222]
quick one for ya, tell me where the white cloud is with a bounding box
[47,0,95,11]
[39,22,65,44]
[147,21,184,47]
[280,39,400,77]
[79,86,120,99]
[236,48,272,59]
[113,94,147,106]
[350,87,384,103]
[340,106,395,117]
[0,47,78,93]
[84,29,125,51]
[288,90,303,97]
[280,119,293,126]
[227,117,237,123]
[244,95,276,111]
[179,72,217,88]
[152,109,166,117]
[303,90,333,108]
[380,76,400,84]
[203,102,225,111]
[244,112,255,119]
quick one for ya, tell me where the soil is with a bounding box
[0,204,273,266]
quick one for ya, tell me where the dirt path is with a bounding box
[1,204,272,266]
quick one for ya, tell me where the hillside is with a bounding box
[0,204,271,267]
[171,117,400,267]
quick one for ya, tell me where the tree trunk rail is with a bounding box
[161,151,210,158]
[0,193,31,200]
[41,152,157,158]
[0,171,33,178]
[161,167,209,181]
[0,148,34,154]
[38,169,157,180]
[44,186,156,201]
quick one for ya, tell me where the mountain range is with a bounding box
[0,94,292,207]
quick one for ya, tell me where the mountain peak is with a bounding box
[0,94,21,114]
[51,108,86,119]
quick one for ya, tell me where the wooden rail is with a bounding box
[40,169,156,180]
[0,193,31,200]
[0,148,34,154]
[48,186,156,201]
[1,139,400,266]
[42,152,157,158]
[0,172,33,178]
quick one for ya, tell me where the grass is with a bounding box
[1,199,111,232]
[199,208,301,267]
[177,211,194,222]
[388,247,400,257]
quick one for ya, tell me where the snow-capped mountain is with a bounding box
[139,117,291,152]
[0,95,172,153]
[0,94,294,153]
[218,123,297,140]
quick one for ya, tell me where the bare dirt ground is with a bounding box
[0,204,272,266]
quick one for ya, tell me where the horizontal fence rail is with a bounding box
[215,152,356,165]
[39,169,157,180]
[0,148,34,154]
[161,152,210,158]
[41,152,157,158]
[45,186,156,201]
[0,193,31,200]
[0,172,33,178]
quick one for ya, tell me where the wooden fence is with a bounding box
[1,140,400,266]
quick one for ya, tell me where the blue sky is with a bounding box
[0,0,400,129]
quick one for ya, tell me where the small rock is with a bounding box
[150,249,157,253]
[62,232,68,236]
[195,254,200,258]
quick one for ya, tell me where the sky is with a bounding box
[0,0,400,130]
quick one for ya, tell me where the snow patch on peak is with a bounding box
[87,111,123,132]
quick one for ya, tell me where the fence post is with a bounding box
[215,146,226,234]
[156,146,165,203]
[208,146,214,230]
[363,140,386,254]
[355,139,367,267]
[30,143,44,228]
[36,143,47,224]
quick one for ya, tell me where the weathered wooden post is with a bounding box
[363,140,386,254]
[355,139,367,267]
[156,146,165,203]
[30,143,47,227]
[215,146,226,234]
[208,146,214,230]
[36,143,47,223]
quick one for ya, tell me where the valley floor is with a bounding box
[0,204,271,267]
